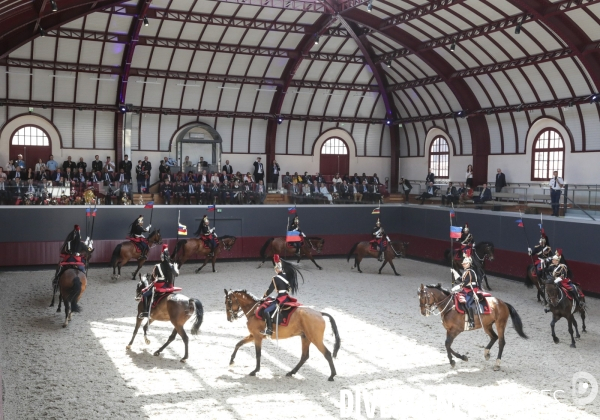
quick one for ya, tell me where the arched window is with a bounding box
[429,136,449,179]
[532,129,564,181]
[11,126,49,146]
[321,137,348,155]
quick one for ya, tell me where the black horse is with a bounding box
[544,277,586,348]
[444,241,495,290]
[524,254,572,305]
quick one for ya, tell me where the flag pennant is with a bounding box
[86,207,91,217]
[144,201,154,209]
[92,208,97,217]
[372,207,380,215]
[450,226,462,239]
[288,206,296,214]
[207,205,215,212]
[449,209,455,218]
[286,231,301,243]
[515,219,523,228]
[178,223,188,235]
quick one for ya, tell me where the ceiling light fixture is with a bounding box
[385,60,391,68]
[177,83,201,87]
[217,86,241,90]
[39,27,46,37]
[143,17,149,27]
[515,17,522,35]
[256,88,277,92]
[51,0,58,12]
[314,35,320,45]
[136,80,161,85]
[450,40,456,52]
[367,0,372,12]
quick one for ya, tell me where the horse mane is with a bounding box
[231,289,260,302]
[426,283,451,295]
[477,241,494,248]
[220,235,235,240]
[307,237,324,243]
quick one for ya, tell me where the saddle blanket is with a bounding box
[369,239,387,251]
[200,237,219,248]
[558,281,585,299]
[255,297,302,327]
[151,288,182,309]
[128,237,147,253]
[286,240,304,248]
[454,288,492,315]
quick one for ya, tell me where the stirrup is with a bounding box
[261,328,273,336]
[138,312,149,319]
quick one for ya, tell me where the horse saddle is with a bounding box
[128,237,147,252]
[151,287,182,309]
[558,281,584,300]
[369,239,386,251]
[286,239,304,247]
[454,289,492,315]
[255,297,302,327]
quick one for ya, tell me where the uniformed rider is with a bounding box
[451,256,478,329]
[288,215,305,257]
[139,244,179,319]
[54,225,88,284]
[129,215,151,260]
[546,252,581,307]
[195,215,217,256]
[260,254,300,336]
[528,234,552,277]
[372,218,386,262]
[458,223,474,258]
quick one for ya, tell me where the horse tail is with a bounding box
[320,312,341,358]
[524,266,534,289]
[190,298,204,335]
[260,238,274,259]
[109,244,122,267]
[346,242,359,262]
[68,277,82,313]
[505,302,528,339]
[172,239,187,259]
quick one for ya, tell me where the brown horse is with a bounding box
[224,289,341,381]
[127,274,204,362]
[171,235,237,273]
[346,240,408,276]
[54,268,87,328]
[418,283,528,370]
[444,242,495,290]
[109,229,162,281]
[544,280,586,348]
[258,237,325,270]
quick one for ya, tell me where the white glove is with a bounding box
[173,263,180,275]
[451,269,460,280]
[451,284,461,292]
[554,277,562,284]
[147,224,152,229]
[527,248,532,256]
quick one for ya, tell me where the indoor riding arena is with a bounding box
[2,0,600,419]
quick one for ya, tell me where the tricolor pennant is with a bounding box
[286,231,301,243]
[450,226,462,239]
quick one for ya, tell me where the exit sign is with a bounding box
[217,208,222,213]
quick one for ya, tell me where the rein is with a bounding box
[472,245,490,263]
[227,292,259,320]
[422,288,453,316]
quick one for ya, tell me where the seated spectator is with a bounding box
[210,180,220,204]
[244,172,254,183]
[231,180,243,204]
[35,158,46,176]
[105,156,115,173]
[160,178,172,204]
[304,172,312,184]
[320,182,332,203]
[199,170,209,184]
[370,183,382,203]
[342,173,350,183]
[243,181,255,204]
[330,182,339,201]
[24,167,35,181]
[199,156,209,168]
[64,167,74,182]
[359,180,371,202]
[473,183,492,206]
[6,160,15,178]
[171,179,184,204]
[282,172,292,187]
[302,181,311,196]
[183,156,192,171]
[416,181,439,205]
[362,173,369,184]
[77,157,87,172]
[372,173,381,185]
[352,173,361,185]
[46,155,59,172]
[339,180,352,201]
[0,168,9,204]
[314,172,324,184]
[11,166,22,181]
[159,159,169,178]
[254,180,266,204]
[353,181,362,202]
[290,181,301,197]
[197,180,209,204]
[0,167,6,182]
[220,179,232,204]
[456,182,467,204]
[218,170,229,184]
[332,173,342,185]
[52,168,62,184]
[233,171,243,183]
[75,167,87,184]
[101,168,113,184]
[292,172,302,184]
[441,182,458,206]
[115,168,130,184]
[210,172,220,184]
[89,171,101,183]
[11,178,24,202]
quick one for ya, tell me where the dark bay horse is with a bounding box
[524,254,572,305]
[109,229,162,281]
[444,242,495,290]
[127,274,204,362]
[171,235,237,273]
[346,240,408,276]
[544,279,586,348]
[418,283,528,370]
[258,237,325,270]
[224,289,341,381]
[55,268,87,328]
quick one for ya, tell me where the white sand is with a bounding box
[0,257,599,420]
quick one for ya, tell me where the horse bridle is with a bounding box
[226,292,259,321]
[473,245,491,263]
[419,288,453,317]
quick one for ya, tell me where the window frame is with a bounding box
[428,136,450,179]
[10,125,51,147]
[531,128,565,181]
[320,137,349,155]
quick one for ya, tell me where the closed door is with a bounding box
[319,137,349,176]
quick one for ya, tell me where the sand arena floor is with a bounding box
[0,257,599,420]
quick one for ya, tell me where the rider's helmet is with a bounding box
[160,244,169,261]
[274,254,283,274]
[203,215,209,224]
[462,256,472,267]
[463,223,469,233]
[376,218,381,226]
[137,215,143,224]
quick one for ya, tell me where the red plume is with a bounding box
[556,248,562,256]
[74,225,80,231]
[273,254,280,263]
[162,244,168,252]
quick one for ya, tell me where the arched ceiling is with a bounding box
[1,0,599,127]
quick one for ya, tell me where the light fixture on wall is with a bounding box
[314,35,320,45]
[455,110,466,118]
[590,94,599,104]
[143,17,149,27]
[515,17,522,35]
[450,40,456,52]
[385,61,391,68]
[277,115,283,124]
[367,0,372,12]
[39,27,46,37]
[50,0,58,12]
[385,119,392,125]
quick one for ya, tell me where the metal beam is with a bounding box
[211,0,328,13]
[379,0,466,30]
[0,57,120,74]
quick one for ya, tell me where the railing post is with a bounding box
[563,184,568,216]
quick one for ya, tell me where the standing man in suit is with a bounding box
[270,159,280,190]
[253,157,264,184]
[495,168,507,193]
[63,156,77,172]
[76,158,87,173]
[142,156,152,178]
[426,168,435,184]
[222,160,233,176]
[119,154,133,179]
[549,171,564,217]
[91,155,103,173]
[399,178,412,204]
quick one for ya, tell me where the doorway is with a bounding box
[319,137,349,176]
[9,126,52,170]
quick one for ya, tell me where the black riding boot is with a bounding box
[295,245,301,257]
[466,307,475,329]
[378,249,384,262]
[139,296,150,319]
[261,314,273,336]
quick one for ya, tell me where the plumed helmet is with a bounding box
[294,215,299,221]
[463,223,469,233]
[462,256,472,265]
[137,214,143,223]
[74,225,80,231]
[539,236,546,245]
[552,254,560,261]
[203,215,209,223]
[376,218,381,226]
[273,254,282,273]
[162,244,169,252]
